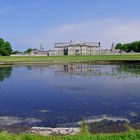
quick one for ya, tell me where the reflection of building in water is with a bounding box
[26,65,48,79]
[53,64,130,77]
[26,64,140,78]
[54,64,140,77]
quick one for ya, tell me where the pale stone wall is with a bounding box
[48,50,56,56]
[10,54,30,56]
[30,51,48,56]
[54,47,64,56]
[54,42,101,56]
[68,45,75,55]
[67,45,100,55]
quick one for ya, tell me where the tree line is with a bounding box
[0,38,12,56]
[12,48,37,54]
[1,37,140,56]
[0,37,36,56]
[115,41,140,52]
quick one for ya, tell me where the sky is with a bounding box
[0,0,140,51]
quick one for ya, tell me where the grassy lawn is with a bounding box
[0,55,140,63]
[0,130,139,140]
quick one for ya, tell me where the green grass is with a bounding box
[0,129,139,140]
[0,55,140,64]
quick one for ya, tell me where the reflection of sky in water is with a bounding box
[0,64,140,127]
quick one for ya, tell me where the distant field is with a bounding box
[0,55,140,64]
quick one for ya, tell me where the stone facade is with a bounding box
[48,50,55,56]
[54,41,101,56]
[30,50,49,56]
[29,42,124,56]
[30,47,49,56]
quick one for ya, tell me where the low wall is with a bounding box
[29,127,81,136]
[10,53,140,57]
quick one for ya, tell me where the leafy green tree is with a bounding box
[24,48,37,54]
[0,38,12,56]
[12,50,20,54]
[115,41,140,52]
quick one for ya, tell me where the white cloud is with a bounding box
[12,18,140,50]
[46,19,140,48]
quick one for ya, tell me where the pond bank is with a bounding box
[0,60,140,65]
[0,55,140,65]
[0,121,139,135]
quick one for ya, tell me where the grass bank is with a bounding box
[0,55,140,64]
[0,129,140,140]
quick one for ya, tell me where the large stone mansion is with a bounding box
[54,41,101,56]
[13,39,140,56]
[28,41,123,56]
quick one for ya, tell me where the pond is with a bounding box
[0,63,140,127]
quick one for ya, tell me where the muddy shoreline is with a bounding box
[0,60,140,66]
[0,121,139,135]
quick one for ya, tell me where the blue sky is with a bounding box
[0,0,140,50]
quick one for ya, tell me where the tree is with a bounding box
[24,48,37,54]
[12,50,20,54]
[0,38,12,56]
[115,41,140,52]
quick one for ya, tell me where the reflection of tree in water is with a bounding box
[0,67,13,81]
[26,65,33,70]
[116,64,140,76]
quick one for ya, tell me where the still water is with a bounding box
[0,64,140,127]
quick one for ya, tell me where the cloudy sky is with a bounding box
[0,0,140,51]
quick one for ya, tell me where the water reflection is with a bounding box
[0,63,140,127]
[116,64,140,76]
[52,64,140,77]
[54,64,115,77]
[19,64,140,78]
[0,66,13,81]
